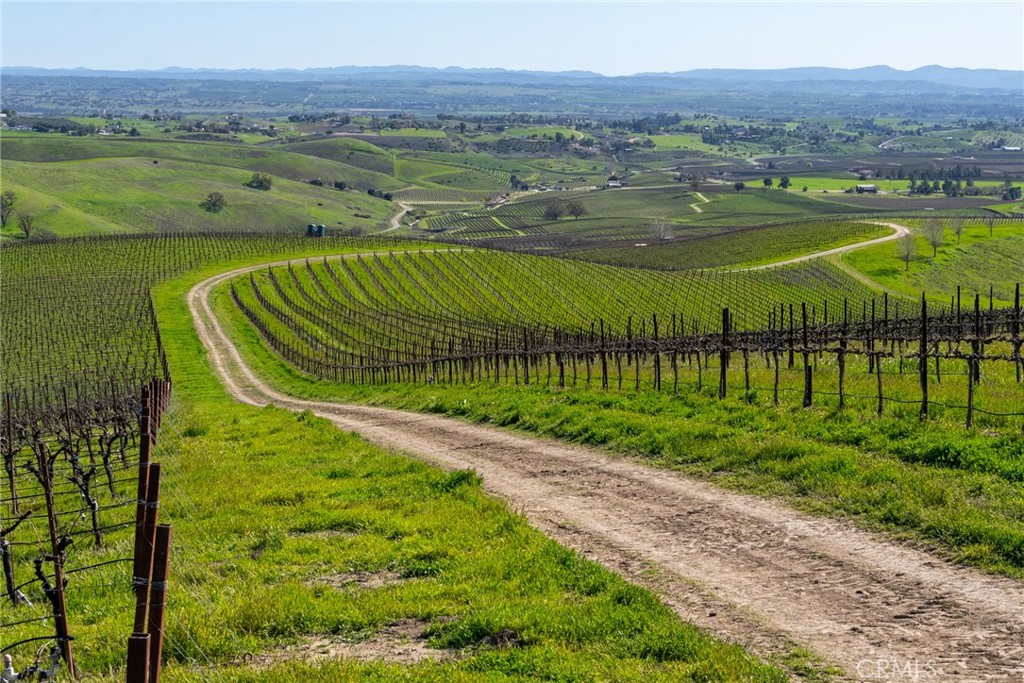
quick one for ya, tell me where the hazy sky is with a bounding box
[3,1,1022,75]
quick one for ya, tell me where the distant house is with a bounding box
[1001,146,1022,152]
[606,179,623,188]
[855,184,878,194]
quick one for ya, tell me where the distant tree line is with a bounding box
[288,112,352,125]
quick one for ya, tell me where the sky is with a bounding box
[2,1,1022,75]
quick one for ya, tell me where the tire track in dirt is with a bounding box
[187,257,1024,682]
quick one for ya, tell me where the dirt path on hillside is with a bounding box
[688,191,710,213]
[740,222,911,271]
[187,259,1024,682]
[380,202,412,234]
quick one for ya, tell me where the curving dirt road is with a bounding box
[740,222,911,271]
[187,256,1024,682]
[380,202,412,234]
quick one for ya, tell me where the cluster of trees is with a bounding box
[1,190,47,240]
[439,113,595,129]
[896,217,971,270]
[309,177,350,191]
[177,117,277,136]
[675,172,706,192]
[509,174,530,192]
[606,114,684,134]
[543,199,586,221]
[138,108,181,122]
[287,112,352,125]
[246,172,273,191]
[367,188,394,201]
[759,176,791,191]
[906,176,1022,199]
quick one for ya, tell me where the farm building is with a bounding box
[855,184,878,194]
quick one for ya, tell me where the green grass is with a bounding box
[986,200,1024,215]
[0,135,404,190]
[499,127,583,140]
[644,134,722,154]
[0,156,394,239]
[841,221,1024,304]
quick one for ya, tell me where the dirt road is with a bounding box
[188,259,1024,682]
[740,222,911,271]
[380,202,412,233]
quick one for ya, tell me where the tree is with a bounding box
[650,216,672,241]
[566,199,586,219]
[733,181,745,193]
[896,233,917,271]
[543,200,565,221]
[762,177,773,192]
[779,176,791,190]
[16,212,35,239]
[202,191,227,213]
[950,217,965,245]
[246,172,273,190]
[687,172,705,193]
[0,190,16,227]
[922,218,945,257]
[985,214,996,237]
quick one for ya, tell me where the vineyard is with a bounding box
[0,234,437,678]
[409,187,895,247]
[572,220,893,269]
[2,233,813,682]
[222,250,1023,431]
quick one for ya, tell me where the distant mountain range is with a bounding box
[3,64,1021,91]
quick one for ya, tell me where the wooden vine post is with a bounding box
[719,308,729,399]
[919,294,929,420]
[147,524,172,683]
[1014,283,1022,384]
[37,445,75,677]
[802,303,812,408]
[838,300,848,411]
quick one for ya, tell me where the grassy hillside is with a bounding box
[841,220,1024,305]
[1,156,396,238]
[1,134,405,188]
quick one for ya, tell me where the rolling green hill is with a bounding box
[0,134,427,240]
